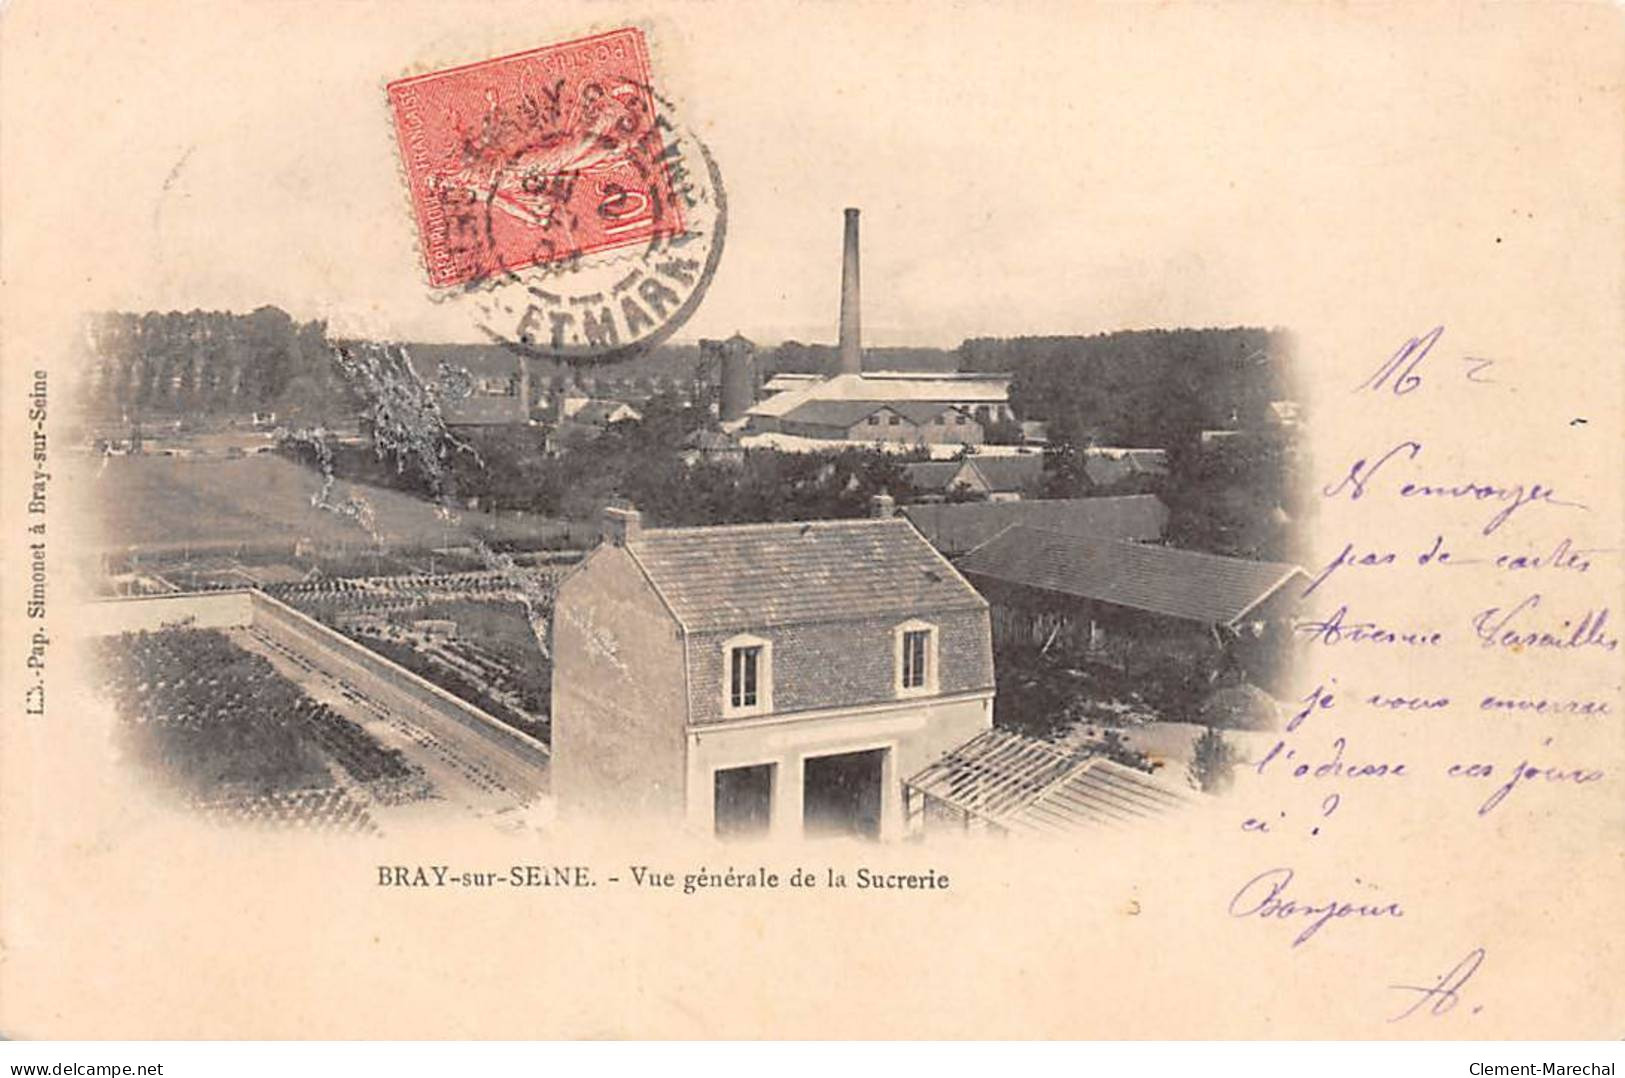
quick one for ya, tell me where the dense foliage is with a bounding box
[958,327,1286,448]
[84,306,359,422]
[282,391,930,529]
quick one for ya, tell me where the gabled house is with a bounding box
[903,459,990,500]
[550,501,996,840]
[902,453,1044,502]
[967,455,1045,499]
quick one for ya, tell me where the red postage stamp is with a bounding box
[387,28,686,289]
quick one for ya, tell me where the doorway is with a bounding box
[714,763,774,839]
[802,748,886,840]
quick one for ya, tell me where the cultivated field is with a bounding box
[93,455,588,555]
[273,576,561,744]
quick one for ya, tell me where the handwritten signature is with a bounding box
[1389,947,1486,1021]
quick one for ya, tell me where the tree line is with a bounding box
[958,327,1287,449]
[84,306,358,422]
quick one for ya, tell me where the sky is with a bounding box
[5,1,1620,358]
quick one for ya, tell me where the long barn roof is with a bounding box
[956,525,1305,627]
[902,495,1168,555]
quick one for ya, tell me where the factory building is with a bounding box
[742,209,1015,440]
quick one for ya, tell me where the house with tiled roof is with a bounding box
[902,453,1043,502]
[965,455,1044,498]
[550,500,996,839]
[902,460,986,499]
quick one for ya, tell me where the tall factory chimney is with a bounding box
[837,207,862,375]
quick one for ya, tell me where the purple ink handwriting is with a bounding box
[1389,947,1486,1021]
[1228,867,1405,947]
[1471,595,1618,654]
[1297,606,1444,648]
[1322,441,1587,535]
[1357,326,1443,397]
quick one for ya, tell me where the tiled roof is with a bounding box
[901,495,1168,556]
[901,456,1042,497]
[779,399,895,429]
[624,517,985,632]
[965,454,1044,492]
[956,525,1305,626]
[902,460,973,492]
[905,728,1199,835]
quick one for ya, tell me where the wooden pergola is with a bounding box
[904,728,1201,837]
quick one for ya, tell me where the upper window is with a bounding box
[887,414,901,426]
[894,620,939,697]
[902,630,930,688]
[731,645,761,708]
[723,634,773,715]
[867,414,880,425]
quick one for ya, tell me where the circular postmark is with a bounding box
[462,98,725,366]
[388,32,725,367]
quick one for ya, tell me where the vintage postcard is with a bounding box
[1,0,1621,1043]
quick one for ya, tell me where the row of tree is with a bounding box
[84,306,358,422]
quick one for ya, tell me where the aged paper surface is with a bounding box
[1,0,1621,1040]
